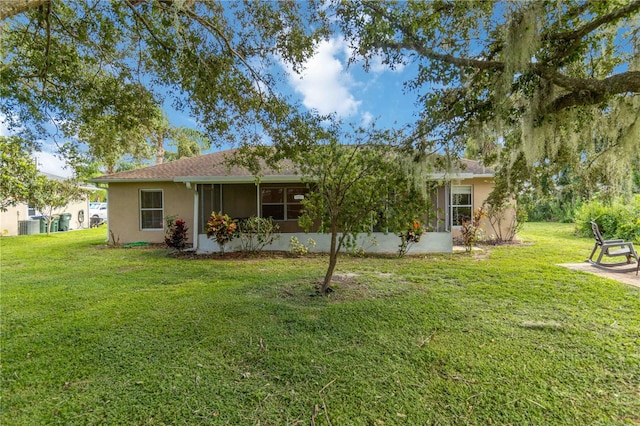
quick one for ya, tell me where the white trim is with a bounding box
[451,185,473,227]
[190,183,199,252]
[95,173,491,184]
[430,173,493,180]
[219,184,223,212]
[256,182,261,217]
[139,189,164,231]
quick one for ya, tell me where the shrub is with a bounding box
[460,206,486,252]
[206,211,237,254]
[574,195,640,242]
[164,217,189,251]
[398,219,424,257]
[617,219,640,243]
[288,236,316,256]
[486,202,527,243]
[237,217,280,254]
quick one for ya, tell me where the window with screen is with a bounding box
[140,189,164,230]
[451,185,472,226]
[261,187,306,221]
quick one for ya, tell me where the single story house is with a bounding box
[0,173,97,236]
[91,149,512,254]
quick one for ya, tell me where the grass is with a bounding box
[1,223,639,425]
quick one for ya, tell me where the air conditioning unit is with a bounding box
[18,220,40,235]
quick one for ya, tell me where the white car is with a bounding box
[89,202,108,220]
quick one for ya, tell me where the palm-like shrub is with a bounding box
[206,211,237,254]
[165,217,189,251]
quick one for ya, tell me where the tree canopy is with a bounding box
[334,0,640,199]
[3,0,638,207]
[28,175,86,234]
[283,122,430,294]
[1,0,325,171]
[0,136,39,211]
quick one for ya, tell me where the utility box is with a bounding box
[18,220,40,235]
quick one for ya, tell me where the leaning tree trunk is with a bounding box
[320,225,339,294]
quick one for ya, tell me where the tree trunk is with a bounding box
[155,135,165,165]
[320,226,339,294]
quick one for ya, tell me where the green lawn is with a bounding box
[1,223,639,425]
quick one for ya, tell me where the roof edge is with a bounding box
[88,178,175,184]
[174,175,303,184]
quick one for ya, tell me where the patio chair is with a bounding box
[588,221,639,271]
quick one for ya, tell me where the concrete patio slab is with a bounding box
[559,262,640,288]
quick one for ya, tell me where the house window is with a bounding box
[27,206,39,217]
[140,189,164,230]
[261,187,307,221]
[451,185,472,226]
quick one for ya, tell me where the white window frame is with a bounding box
[140,189,164,230]
[451,185,472,227]
[27,205,41,217]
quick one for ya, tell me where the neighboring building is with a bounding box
[0,173,97,236]
[91,149,514,254]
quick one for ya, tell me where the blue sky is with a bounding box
[167,36,421,140]
[1,35,420,178]
[277,37,418,128]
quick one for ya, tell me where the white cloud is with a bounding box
[1,114,73,178]
[369,54,407,74]
[0,113,23,137]
[361,111,374,127]
[282,38,361,117]
[33,150,74,178]
[0,116,9,137]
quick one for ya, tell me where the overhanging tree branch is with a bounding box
[542,70,640,113]
[124,0,176,54]
[0,0,49,21]
[548,0,640,43]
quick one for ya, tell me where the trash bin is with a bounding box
[50,215,60,233]
[58,213,72,231]
[36,216,47,233]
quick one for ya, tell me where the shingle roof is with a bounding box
[91,148,493,183]
[455,158,494,176]
[91,149,298,182]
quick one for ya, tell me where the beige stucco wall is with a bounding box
[107,181,195,244]
[64,199,93,231]
[450,177,516,242]
[0,198,92,236]
[0,204,27,236]
[105,177,517,246]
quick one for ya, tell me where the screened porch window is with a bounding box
[140,189,164,230]
[451,185,472,226]
[198,184,221,233]
[261,187,307,221]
